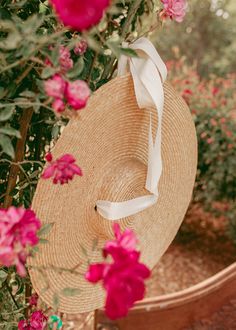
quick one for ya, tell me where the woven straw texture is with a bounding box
[29,74,197,314]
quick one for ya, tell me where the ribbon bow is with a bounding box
[96,37,167,220]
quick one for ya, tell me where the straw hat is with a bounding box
[29,73,197,314]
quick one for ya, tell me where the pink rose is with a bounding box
[42,153,83,184]
[59,46,73,73]
[161,0,187,22]
[29,293,39,307]
[74,40,88,56]
[50,0,110,31]
[0,207,41,277]
[44,74,66,99]
[65,80,90,111]
[18,310,48,330]
[86,224,150,320]
[52,98,65,113]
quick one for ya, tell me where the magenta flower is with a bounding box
[74,40,88,56]
[59,46,73,73]
[65,80,90,111]
[29,293,39,307]
[44,74,66,99]
[86,224,150,320]
[18,310,48,330]
[42,153,83,184]
[104,223,138,258]
[50,0,110,31]
[161,0,187,22]
[0,207,41,277]
[52,98,65,113]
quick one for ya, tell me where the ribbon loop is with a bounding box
[96,38,167,220]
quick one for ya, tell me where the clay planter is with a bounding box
[96,262,236,330]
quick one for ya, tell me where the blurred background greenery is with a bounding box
[156,0,236,77]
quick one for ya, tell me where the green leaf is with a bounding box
[39,238,49,244]
[0,106,14,121]
[19,91,36,98]
[79,244,88,257]
[0,134,14,158]
[0,127,21,138]
[41,66,57,79]
[67,57,84,79]
[37,223,54,237]
[53,293,59,311]
[0,270,8,284]
[120,47,138,58]
[61,287,81,297]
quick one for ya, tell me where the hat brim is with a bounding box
[29,74,197,313]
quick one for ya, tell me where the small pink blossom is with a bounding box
[44,74,66,99]
[74,40,88,55]
[18,310,48,330]
[0,207,41,277]
[210,118,217,127]
[52,98,65,113]
[50,0,110,31]
[65,80,90,111]
[207,137,214,144]
[42,153,83,184]
[86,224,150,320]
[59,46,73,73]
[161,0,187,22]
[29,293,39,307]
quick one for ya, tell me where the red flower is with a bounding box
[86,224,150,320]
[29,293,39,307]
[42,153,83,184]
[0,207,41,277]
[18,310,48,330]
[50,0,110,31]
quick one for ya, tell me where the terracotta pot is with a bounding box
[96,262,236,330]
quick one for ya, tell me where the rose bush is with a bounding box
[167,58,236,241]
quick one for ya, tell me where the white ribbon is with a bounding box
[96,37,167,221]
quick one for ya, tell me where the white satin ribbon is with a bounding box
[96,37,167,221]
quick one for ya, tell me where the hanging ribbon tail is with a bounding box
[96,37,167,221]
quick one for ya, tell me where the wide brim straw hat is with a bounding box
[29,73,197,314]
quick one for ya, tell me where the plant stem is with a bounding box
[101,0,143,80]
[3,108,34,208]
[5,282,19,310]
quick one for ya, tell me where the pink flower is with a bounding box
[86,224,150,320]
[74,40,88,55]
[50,0,110,31]
[65,80,90,111]
[44,74,66,99]
[42,153,83,184]
[18,320,30,330]
[52,98,65,113]
[30,311,48,330]
[18,310,48,330]
[104,223,138,258]
[0,207,41,277]
[161,0,187,22]
[29,293,39,307]
[59,46,73,73]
